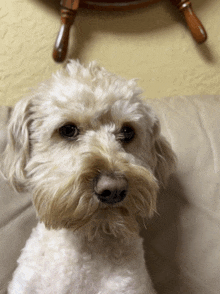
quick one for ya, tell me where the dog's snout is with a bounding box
[94,174,128,204]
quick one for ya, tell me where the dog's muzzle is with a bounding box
[94,173,128,204]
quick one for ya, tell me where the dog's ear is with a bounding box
[151,118,176,187]
[1,97,32,192]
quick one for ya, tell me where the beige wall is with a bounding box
[0,0,219,106]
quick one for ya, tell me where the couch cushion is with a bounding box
[0,107,11,154]
[144,95,220,294]
[0,107,36,294]
[0,96,220,294]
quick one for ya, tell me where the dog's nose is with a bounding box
[94,174,128,204]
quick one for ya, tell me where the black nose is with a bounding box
[94,174,128,204]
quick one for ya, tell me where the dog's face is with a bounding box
[1,61,176,238]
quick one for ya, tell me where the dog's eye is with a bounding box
[119,126,135,143]
[59,124,79,139]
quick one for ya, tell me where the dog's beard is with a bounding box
[29,152,158,238]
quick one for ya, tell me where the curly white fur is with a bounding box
[1,60,176,294]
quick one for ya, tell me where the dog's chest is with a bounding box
[16,223,148,293]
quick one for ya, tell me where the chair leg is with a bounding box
[52,0,208,63]
[53,0,79,63]
[170,0,207,43]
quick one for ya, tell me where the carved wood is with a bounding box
[53,0,79,63]
[53,0,207,63]
[171,0,207,43]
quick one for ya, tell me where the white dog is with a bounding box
[1,61,176,294]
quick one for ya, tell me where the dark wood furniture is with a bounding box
[53,0,207,63]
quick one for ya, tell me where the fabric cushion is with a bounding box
[144,96,220,294]
[0,107,37,294]
[0,96,220,294]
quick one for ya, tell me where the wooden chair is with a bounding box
[53,0,207,62]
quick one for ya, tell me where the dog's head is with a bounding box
[1,61,176,238]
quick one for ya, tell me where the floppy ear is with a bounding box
[152,118,176,187]
[1,97,32,192]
